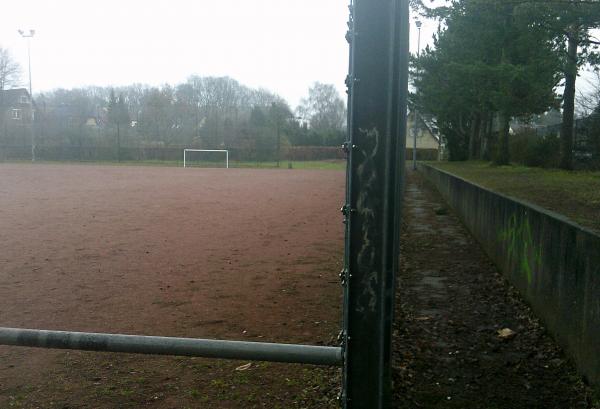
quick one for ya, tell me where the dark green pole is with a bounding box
[341,0,408,408]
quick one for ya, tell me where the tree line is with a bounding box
[36,79,346,152]
[411,0,600,169]
[0,48,346,160]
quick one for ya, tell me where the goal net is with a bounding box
[183,149,229,168]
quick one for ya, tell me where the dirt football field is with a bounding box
[0,163,345,408]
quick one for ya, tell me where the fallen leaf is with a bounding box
[497,328,517,340]
[235,363,252,371]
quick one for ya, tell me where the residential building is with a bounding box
[0,88,35,125]
[406,111,441,159]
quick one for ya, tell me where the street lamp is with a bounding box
[18,29,35,162]
[412,20,422,171]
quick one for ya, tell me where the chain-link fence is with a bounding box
[0,144,347,165]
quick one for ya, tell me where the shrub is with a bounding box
[509,130,560,168]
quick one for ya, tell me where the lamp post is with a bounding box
[18,29,35,162]
[412,20,422,171]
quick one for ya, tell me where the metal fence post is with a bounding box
[341,0,409,408]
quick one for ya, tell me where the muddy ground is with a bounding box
[0,164,344,408]
[2,163,597,408]
[392,171,598,408]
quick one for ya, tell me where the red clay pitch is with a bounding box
[0,163,344,407]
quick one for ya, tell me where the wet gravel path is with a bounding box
[392,171,597,409]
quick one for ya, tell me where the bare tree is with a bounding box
[576,70,600,117]
[297,83,346,130]
[296,82,346,145]
[0,47,21,91]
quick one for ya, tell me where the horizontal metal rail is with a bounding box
[0,327,342,366]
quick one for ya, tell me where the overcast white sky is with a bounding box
[2,1,592,107]
[1,1,434,108]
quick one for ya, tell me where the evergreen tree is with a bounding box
[107,90,130,161]
[413,0,561,163]
[521,0,600,169]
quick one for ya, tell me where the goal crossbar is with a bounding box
[183,149,229,168]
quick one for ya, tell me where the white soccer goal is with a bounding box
[183,149,229,169]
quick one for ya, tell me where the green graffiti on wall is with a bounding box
[499,213,543,285]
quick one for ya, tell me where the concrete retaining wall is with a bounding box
[418,163,600,386]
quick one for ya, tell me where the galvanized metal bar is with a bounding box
[0,327,342,367]
[343,0,409,407]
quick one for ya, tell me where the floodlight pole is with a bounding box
[412,21,421,171]
[18,29,35,162]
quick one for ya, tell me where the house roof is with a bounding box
[0,88,34,107]
[409,110,440,143]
